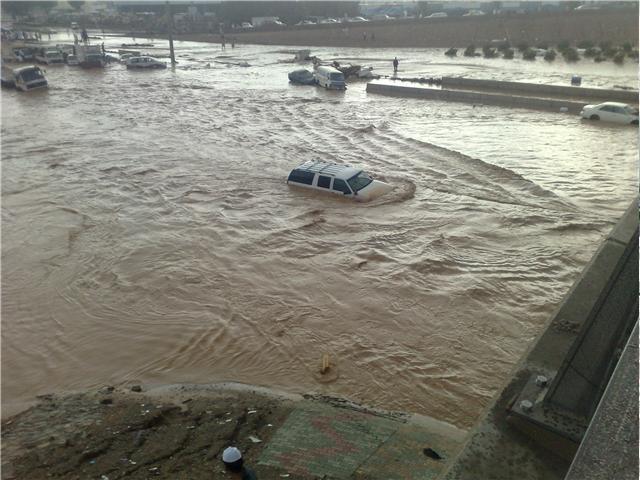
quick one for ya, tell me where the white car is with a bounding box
[427,12,448,18]
[347,16,369,22]
[580,102,639,125]
[125,56,167,69]
[240,22,254,29]
[287,161,392,202]
[463,10,485,16]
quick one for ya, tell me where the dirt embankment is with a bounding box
[173,10,639,49]
[1,385,297,480]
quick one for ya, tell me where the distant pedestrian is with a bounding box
[363,31,367,41]
[47,32,51,40]
[231,37,235,48]
[222,447,257,480]
[101,42,105,53]
[221,34,226,50]
[393,56,399,73]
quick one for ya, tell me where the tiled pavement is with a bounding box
[259,401,463,479]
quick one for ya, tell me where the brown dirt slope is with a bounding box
[175,10,639,49]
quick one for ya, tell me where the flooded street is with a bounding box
[1,33,637,428]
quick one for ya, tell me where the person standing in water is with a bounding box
[393,56,399,73]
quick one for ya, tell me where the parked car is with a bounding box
[580,102,639,125]
[287,161,392,202]
[314,65,346,90]
[126,56,167,69]
[463,10,486,16]
[426,12,448,18]
[347,16,369,22]
[240,22,254,29]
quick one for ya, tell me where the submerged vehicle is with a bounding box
[314,65,346,90]
[125,56,166,69]
[66,54,79,66]
[35,48,64,65]
[76,44,105,68]
[287,161,392,202]
[288,68,315,85]
[580,102,639,125]
[1,65,48,91]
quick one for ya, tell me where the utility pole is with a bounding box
[166,1,176,66]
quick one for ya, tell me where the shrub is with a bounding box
[613,51,625,64]
[482,45,498,58]
[463,45,476,57]
[621,42,633,52]
[562,47,579,62]
[544,49,557,61]
[584,47,599,58]
[516,42,529,52]
[496,41,511,52]
[627,49,639,60]
[536,43,548,50]
[522,48,536,60]
[503,48,514,59]
[445,47,458,57]
[594,54,606,63]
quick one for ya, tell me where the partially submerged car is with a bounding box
[288,68,315,85]
[580,102,639,125]
[287,161,392,201]
[125,56,167,69]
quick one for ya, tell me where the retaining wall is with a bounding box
[366,82,587,113]
[441,77,639,103]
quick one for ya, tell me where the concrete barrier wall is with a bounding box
[366,82,587,113]
[441,77,639,103]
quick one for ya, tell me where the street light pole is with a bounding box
[166,1,176,66]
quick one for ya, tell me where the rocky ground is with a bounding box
[1,385,298,480]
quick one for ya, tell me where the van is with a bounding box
[314,65,346,90]
[2,66,48,91]
[287,161,392,202]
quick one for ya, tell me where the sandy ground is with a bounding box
[1,384,300,480]
[170,10,638,49]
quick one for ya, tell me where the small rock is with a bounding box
[100,398,113,405]
[131,385,142,392]
[423,448,443,460]
[99,386,114,395]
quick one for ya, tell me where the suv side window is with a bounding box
[333,178,350,193]
[317,175,331,188]
[288,169,315,185]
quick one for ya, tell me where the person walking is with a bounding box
[392,56,399,73]
[222,447,257,480]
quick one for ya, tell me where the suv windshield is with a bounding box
[19,68,44,82]
[347,172,373,192]
[330,72,344,81]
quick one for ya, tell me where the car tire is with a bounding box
[590,114,600,120]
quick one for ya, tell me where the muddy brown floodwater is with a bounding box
[1,32,638,429]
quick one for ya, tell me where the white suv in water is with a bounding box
[287,161,392,201]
